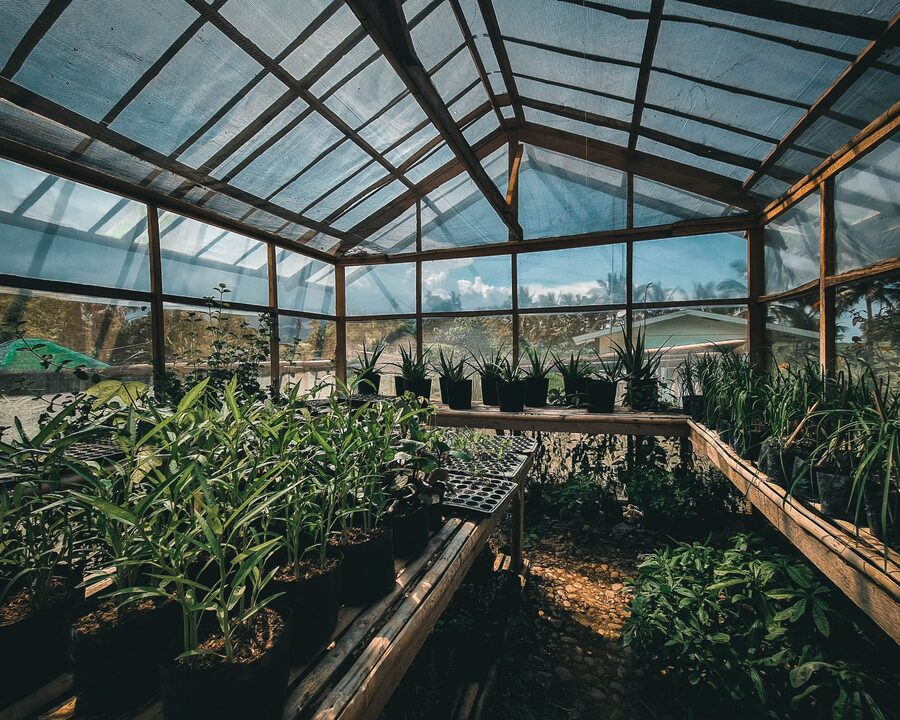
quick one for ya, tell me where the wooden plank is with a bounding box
[628,0,664,152]
[689,421,900,643]
[824,255,900,288]
[433,404,690,437]
[146,206,166,385]
[819,179,835,373]
[335,265,347,383]
[448,0,505,125]
[506,143,523,206]
[477,0,525,124]
[747,225,766,368]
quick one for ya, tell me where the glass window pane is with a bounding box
[633,177,737,227]
[158,211,269,306]
[765,193,820,294]
[765,294,820,367]
[633,233,747,302]
[518,145,627,239]
[836,277,899,385]
[518,245,627,308]
[279,316,335,396]
[163,302,272,387]
[0,287,152,434]
[345,263,416,316]
[422,257,512,312]
[0,158,150,291]
[275,250,335,315]
[346,318,417,393]
[835,136,900,274]
[422,315,512,402]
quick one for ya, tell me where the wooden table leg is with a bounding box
[510,484,524,573]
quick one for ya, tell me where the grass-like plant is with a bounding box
[469,346,507,380]
[396,343,429,382]
[552,349,593,383]
[522,347,551,379]
[435,348,468,382]
[353,341,386,393]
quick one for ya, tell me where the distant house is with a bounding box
[573,309,819,392]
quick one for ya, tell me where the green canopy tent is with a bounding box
[0,339,109,373]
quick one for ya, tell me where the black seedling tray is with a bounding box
[445,430,537,457]
[66,440,124,462]
[442,473,518,516]
[444,451,529,480]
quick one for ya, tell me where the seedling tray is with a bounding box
[444,450,529,480]
[444,430,537,457]
[66,439,124,462]
[442,473,518,516]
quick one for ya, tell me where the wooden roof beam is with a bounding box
[520,123,759,211]
[477,0,525,125]
[744,15,900,192]
[343,0,521,245]
[629,0,664,152]
[448,0,505,126]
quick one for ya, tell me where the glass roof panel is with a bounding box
[406,143,456,184]
[518,145,627,239]
[357,92,430,155]
[0,0,49,69]
[633,177,738,228]
[524,107,630,146]
[220,0,332,60]
[305,161,390,222]
[14,0,199,122]
[384,122,441,167]
[462,113,500,145]
[516,76,633,123]
[355,202,418,255]
[421,173,509,251]
[280,4,360,80]
[636,136,750,181]
[110,24,262,156]
[333,179,408,232]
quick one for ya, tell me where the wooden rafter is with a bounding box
[343,0,521,243]
[1,0,73,78]
[506,144,523,205]
[477,0,525,124]
[629,0,664,152]
[679,0,887,40]
[744,15,900,193]
[449,0,505,125]
[521,123,758,210]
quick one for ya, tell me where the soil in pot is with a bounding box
[269,552,342,663]
[524,377,550,407]
[159,608,291,720]
[757,441,794,487]
[330,526,396,606]
[816,468,853,520]
[480,376,499,406]
[71,597,181,715]
[387,501,430,559]
[585,379,617,413]
[563,378,586,406]
[356,372,381,396]
[496,380,526,412]
[0,576,77,707]
[444,378,472,410]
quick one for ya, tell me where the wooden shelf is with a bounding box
[689,421,900,644]
[432,403,690,436]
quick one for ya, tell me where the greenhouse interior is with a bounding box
[0,1,898,719]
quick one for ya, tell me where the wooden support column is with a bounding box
[819,178,836,373]
[415,200,423,360]
[267,243,280,395]
[625,172,634,344]
[335,264,347,383]
[146,205,166,387]
[509,136,522,365]
[747,225,767,369]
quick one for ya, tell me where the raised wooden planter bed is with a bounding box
[689,421,900,644]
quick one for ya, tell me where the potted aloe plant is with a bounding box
[553,350,593,406]
[522,347,551,407]
[436,348,472,409]
[470,347,506,406]
[496,358,527,412]
[395,344,432,399]
[676,354,703,419]
[612,324,665,412]
[585,354,622,413]
[353,341,386,396]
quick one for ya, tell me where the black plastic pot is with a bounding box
[480,376,500,406]
[71,598,181,715]
[269,552,342,663]
[791,451,819,501]
[159,609,291,720]
[628,378,659,411]
[816,469,853,519]
[388,504,430,559]
[0,577,77,707]
[394,376,406,395]
[402,377,432,399]
[523,377,550,407]
[444,378,472,410]
[438,377,448,403]
[682,394,703,419]
[356,372,381,395]
[585,379,617,413]
[864,487,898,545]
[757,441,795,487]
[496,379,526,412]
[563,377,587,405]
[332,526,396,606]
[739,429,766,463]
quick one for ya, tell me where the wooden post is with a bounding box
[146,205,166,387]
[509,136,521,365]
[335,264,347,383]
[267,243,280,396]
[510,484,524,573]
[747,225,767,369]
[415,200,423,362]
[626,172,634,344]
[819,179,836,374]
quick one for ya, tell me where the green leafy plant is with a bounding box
[353,341,386,393]
[552,350,593,383]
[435,348,468,382]
[522,347,551,379]
[498,357,523,383]
[611,323,667,409]
[469,346,507,380]
[396,344,430,383]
